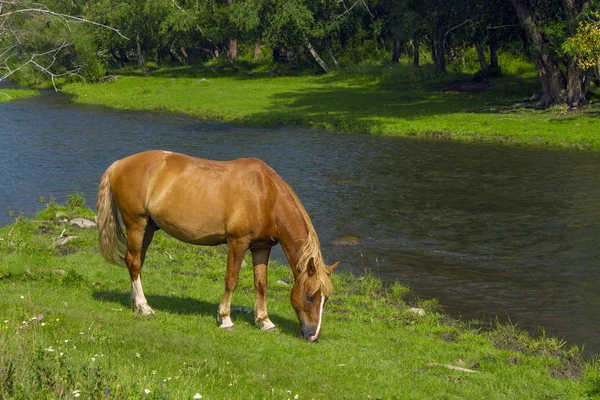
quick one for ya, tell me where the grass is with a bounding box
[61,54,600,150]
[1,201,600,398]
[0,88,39,103]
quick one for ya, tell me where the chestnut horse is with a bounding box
[96,150,338,341]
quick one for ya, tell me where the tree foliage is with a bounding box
[2,0,600,106]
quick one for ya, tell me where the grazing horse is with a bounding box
[96,150,339,341]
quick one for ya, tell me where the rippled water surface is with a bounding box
[2,91,600,353]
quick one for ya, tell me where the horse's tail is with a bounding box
[96,160,127,267]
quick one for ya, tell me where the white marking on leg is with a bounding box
[310,295,325,341]
[219,316,234,329]
[163,150,172,154]
[131,277,154,315]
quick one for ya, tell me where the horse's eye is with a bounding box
[307,295,315,303]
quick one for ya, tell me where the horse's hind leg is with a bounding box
[252,248,276,332]
[125,221,156,315]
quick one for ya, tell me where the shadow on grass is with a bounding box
[91,289,300,337]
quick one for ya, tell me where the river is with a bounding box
[2,90,600,354]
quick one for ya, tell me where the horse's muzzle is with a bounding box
[302,327,320,342]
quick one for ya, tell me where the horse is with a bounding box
[96,150,339,341]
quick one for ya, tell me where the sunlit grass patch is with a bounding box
[2,201,600,398]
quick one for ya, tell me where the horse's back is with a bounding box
[110,150,280,245]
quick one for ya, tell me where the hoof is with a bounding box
[218,316,234,330]
[133,303,155,316]
[220,325,235,331]
[259,320,277,332]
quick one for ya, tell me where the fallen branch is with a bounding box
[427,362,480,374]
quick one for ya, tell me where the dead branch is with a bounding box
[427,362,480,374]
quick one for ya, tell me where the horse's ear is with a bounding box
[307,258,317,277]
[327,261,340,275]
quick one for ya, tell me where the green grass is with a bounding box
[63,54,600,150]
[1,203,600,398]
[0,88,39,103]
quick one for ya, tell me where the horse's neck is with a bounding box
[276,199,310,276]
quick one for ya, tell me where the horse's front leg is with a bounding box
[125,223,155,315]
[252,248,276,331]
[217,238,249,329]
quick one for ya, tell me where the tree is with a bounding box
[510,0,593,107]
[0,0,126,88]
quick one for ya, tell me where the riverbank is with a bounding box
[61,59,600,150]
[1,202,599,398]
[0,88,39,102]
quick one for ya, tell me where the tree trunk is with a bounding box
[510,0,589,106]
[413,39,419,66]
[226,0,237,60]
[489,36,498,69]
[475,40,489,71]
[253,40,261,58]
[305,41,330,73]
[433,35,445,72]
[392,39,402,63]
[135,34,148,76]
[326,40,339,68]
[228,39,238,60]
[169,43,184,64]
[566,58,588,107]
[155,49,161,69]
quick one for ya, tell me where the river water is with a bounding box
[2,91,600,354]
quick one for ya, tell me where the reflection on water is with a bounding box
[2,91,600,353]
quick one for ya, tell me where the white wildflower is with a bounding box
[193,394,203,399]
[144,389,151,395]
[45,347,55,352]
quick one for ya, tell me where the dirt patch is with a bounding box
[549,353,585,380]
[439,80,490,93]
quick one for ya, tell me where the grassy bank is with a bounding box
[0,88,39,103]
[1,201,600,399]
[63,57,600,150]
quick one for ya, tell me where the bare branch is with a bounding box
[0,7,129,40]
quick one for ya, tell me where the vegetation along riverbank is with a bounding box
[63,57,600,151]
[1,199,600,398]
[0,89,38,103]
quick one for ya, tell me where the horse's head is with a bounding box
[290,259,339,341]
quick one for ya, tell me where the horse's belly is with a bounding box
[152,215,227,246]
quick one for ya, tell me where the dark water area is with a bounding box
[2,91,600,354]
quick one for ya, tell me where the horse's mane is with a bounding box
[272,169,333,298]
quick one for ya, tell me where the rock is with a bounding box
[409,307,425,316]
[331,235,360,246]
[276,280,289,286]
[55,211,68,219]
[70,218,96,228]
[52,236,78,247]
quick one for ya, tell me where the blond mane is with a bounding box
[280,178,334,299]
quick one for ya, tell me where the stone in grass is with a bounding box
[70,218,96,228]
[52,236,78,247]
[409,307,425,316]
